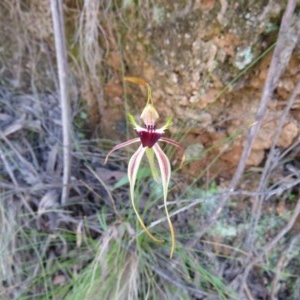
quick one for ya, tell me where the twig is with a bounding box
[232,192,300,297]
[270,232,300,298]
[234,1,300,295]
[143,175,300,233]
[50,0,72,204]
[247,76,300,248]
[244,283,256,300]
[245,9,300,250]
[182,0,299,250]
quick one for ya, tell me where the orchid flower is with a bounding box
[104,77,184,258]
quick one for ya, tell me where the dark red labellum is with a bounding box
[138,129,162,147]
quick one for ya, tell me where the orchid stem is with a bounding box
[125,76,153,105]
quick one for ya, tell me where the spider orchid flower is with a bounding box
[104,77,184,258]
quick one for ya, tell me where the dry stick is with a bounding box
[233,1,300,295]
[247,73,300,250]
[245,11,300,251]
[232,194,300,296]
[142,174,300,237]
[270,232,300,298]
[176,1,298,260]
[50,0,72,205]
[236,79,300,297]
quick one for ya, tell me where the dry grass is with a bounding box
[1,0,300,299]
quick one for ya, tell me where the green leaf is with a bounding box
[113,167,152,190]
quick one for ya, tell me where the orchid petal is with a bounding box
[104,138,140,164]
[128,145,164,243]
[159,117,172,130]
[159,137,182,148]
[128,114,143,131]
[145,148,159,182]
[152,143,175,258]
[159,137,186,168]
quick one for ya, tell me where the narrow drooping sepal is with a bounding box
[160,137,186,168]
[128,145,164,243]
[160,136,183,149]
[104,138,140,164]
[152,143,175,258]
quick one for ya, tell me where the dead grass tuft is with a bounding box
[83,222,139,300]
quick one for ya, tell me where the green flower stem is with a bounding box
[145,148,159,182]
